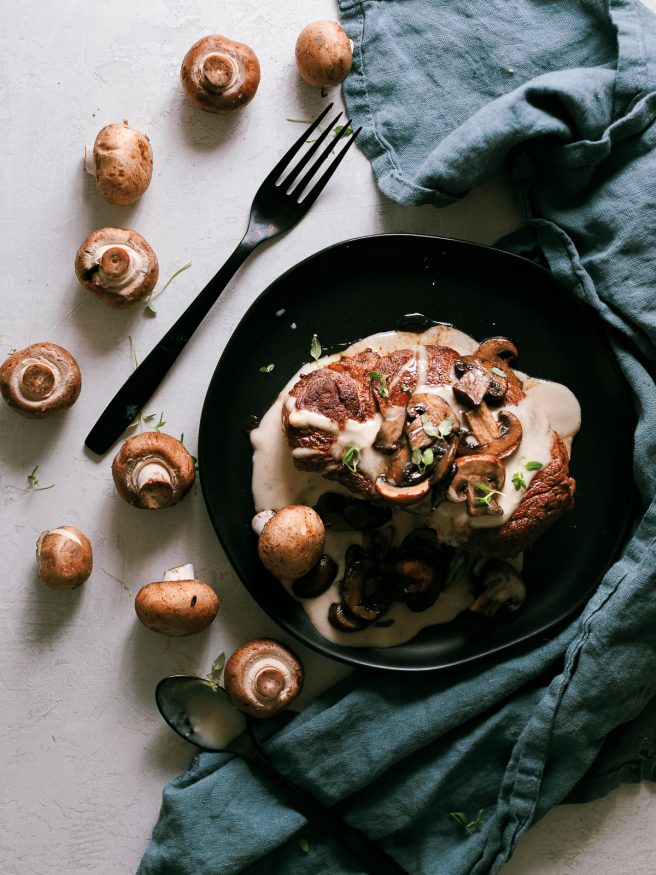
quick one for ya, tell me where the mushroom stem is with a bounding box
[19,362,55,401]
[135,460,174,508]
[99,246,131,278]
[202,53,238,91]
[163,563,195,581]
[83,146,95,175]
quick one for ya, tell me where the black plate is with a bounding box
[199,234,633,672]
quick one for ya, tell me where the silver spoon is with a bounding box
[156,675,409,875]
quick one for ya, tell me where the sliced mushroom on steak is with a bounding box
[447,455,506,516]
[405,393,458,450]
[475,337,525,404]
[461,403,522,459]
[375,476,431,505]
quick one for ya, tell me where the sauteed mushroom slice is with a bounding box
[453,359,493,407]
[469,560,526,616]
[328,602,371,632]
[340,560,390,621]
[314,492,392,531]
[292,554,337,598]
[224,639,304,718]
[447,455,506,516]
[405,393,458,450]
[462,404,522,459]
[375,477,431,505]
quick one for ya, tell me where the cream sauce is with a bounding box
[250,326,581,648]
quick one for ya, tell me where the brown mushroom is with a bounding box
[461,404,522,458]
[181,35,260,113]
[36,526,93,590]
[135,563,219,636]
[373,405,407,452]
[295,21,353,88]
[475,337,524,401]
[405,393,458,450]
[112,432,196,509]
[476,337,518,362]
[469,559,526,616]
[224,639,304,718]
[292,554,338,598]
[74,228,159,309]
[87,121,153,205]
[0,343,81,418]
[258,505,325,580]
[446,454,506,516]
[375,476,431,505]
[340,559,389,621]
[328,601,370,632]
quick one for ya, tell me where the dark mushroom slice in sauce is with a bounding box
[382,528,445,609]
[340,560,390,622]
[453,358,493,407]
[314,492,392,531]
[469,559,526,616]
[292,554,338,598]
[447,454,506,516]
[328,601,372,632]
[405,393,459,450]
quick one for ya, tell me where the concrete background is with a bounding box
[1,1,655,872]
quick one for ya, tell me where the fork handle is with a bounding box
[85,237,256,455]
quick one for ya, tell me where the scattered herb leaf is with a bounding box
[144,261,192,316]
[154,412,166,432]
[474,482,501,507]
[297,837,310,854]
[8,347,17,355]
[401,383,413,393]
[129,335,139,369]
[490,366,505,377]
[437,414,455,439]
[369,370,390,398]
[449,809,484,834]
[142,413,157,422]
[207,652,226,687]
[333,124,353,137]
[511,470,527,491]
[342,445,361,473]
[310,335,322,362]
[26,465,54,491]
[524,460,543,471]
[259,364,275,373]
[422,415,439,438]
[412,446,434,475]
[411,447,423,467]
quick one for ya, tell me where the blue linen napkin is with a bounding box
[139,1,656,872]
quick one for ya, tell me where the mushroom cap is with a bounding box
[36,526,93,590]
[112,432,196,509]
[92,121,153,205]
[0,342,81,418]
[295,21,353,87]
[74,227,159,309]
[257,505,325,579]
[135,579,219,636]
[224,639,304,718]
[180,35,260,113]
[374,476,431,505]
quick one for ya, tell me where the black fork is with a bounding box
[85,106,361,455]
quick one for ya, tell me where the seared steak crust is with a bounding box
[468,434,575,557]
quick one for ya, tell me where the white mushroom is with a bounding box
[86,121,153,205]
[74,228,159,309]
[135,563,220,636]
[0,342,81,418]
[295,21,353,88]
[36,526,93,590]
[224,639,304,718]
[180,35,260,113]
[257,505,325,580]
[112,432,196,509]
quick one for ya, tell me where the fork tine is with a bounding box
[293,125,361,207]
[280,112,343,191]
[263,104,334,186]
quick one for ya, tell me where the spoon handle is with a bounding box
[243,731,408,875]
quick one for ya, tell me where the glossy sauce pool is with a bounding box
[251,326,581,648]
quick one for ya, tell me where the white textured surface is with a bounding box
[1,2,654,873]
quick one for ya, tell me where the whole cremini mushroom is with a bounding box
[181,35,260,113]
[74,227,159,309]
[0,342,81,418]
[112,432,196,509]
[85,121,153,205]
[135,563,219,636]
[36,526,93,590]
[295,21,353,88]
[224,639,304,718]
[257,505,325,580]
